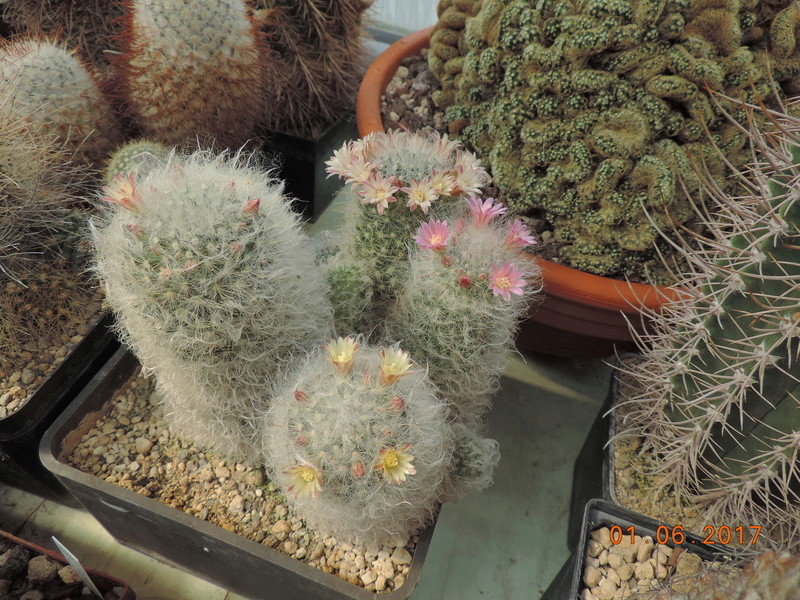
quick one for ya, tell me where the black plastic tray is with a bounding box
[0,311,118,504]
[543,499,732,600]
[260,114,359,223]
[40,347,437,600]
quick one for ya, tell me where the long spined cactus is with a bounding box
[430,0,797,281]
[116,0,265,149]
[91,149,334,461]
[252,0,372,138]
[0,38,122,167]
[618,100,800,551]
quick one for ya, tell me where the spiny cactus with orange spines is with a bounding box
[252,0,372,138]
[91,149,334,461]
[116,0,265,149]
[0,38,123,167]
[618,100,800,552]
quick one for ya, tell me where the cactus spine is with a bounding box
[0,38,123,167]
[117,0,264,149]
[252,0,372,138]
[91,150,334,460]
[619,102,800,551]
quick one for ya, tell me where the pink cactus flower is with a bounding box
[344,156,376,185]
[467,196,507,226]
[325,142,357,179]
[488,262,527,301]
[402,178,439,213]
[101,174,142,212]
[357,174,399,214]
[506,219,537,248]
[413,220,451,251]
[429,170,456,196]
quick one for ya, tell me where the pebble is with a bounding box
[135,438,153,454]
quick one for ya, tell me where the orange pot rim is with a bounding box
[356,27,678,313]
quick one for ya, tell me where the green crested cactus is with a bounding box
[104,139,171,183]
[117,0,265,149]
[91,149,334,461]
[252,0,372,138]
[429,0,482,109]
[645,552,800,599]
[1,0,125,67]
[0,38,123,167]
[618,103,800,551]
[323,130,489,333]
[388,197,541,427]
[261,338,499,544]
[432,0,797,280]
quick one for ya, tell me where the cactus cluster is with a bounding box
[645,551,800,600]
[262,340,454,545]
[617,102,800,551]
[0,38,122,168]
[252,0,372,138]
[322,129,490,332]
[430,0,798,280]
[117,0,265,149]
[91,150,334,460]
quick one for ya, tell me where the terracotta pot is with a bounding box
[356,28,679,357]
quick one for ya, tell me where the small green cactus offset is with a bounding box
[431,0,799,280]
[91,149,334,460]
[261,338,499,545]
[117,0,265,149]
[104,139,171,183]
[618,102,800,551]
[0,38,123,167]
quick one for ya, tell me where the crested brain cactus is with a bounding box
[0,38,123,167]
[104,139,171,183]
[252,0,372,138]
[431,0,799,280]
[428,0,482,108]
[618,102,800,551]
[261,339,499,545]
[91,150,334,461]
[389,196,541,427]
[323,130,489,333]
[117,0,265,149]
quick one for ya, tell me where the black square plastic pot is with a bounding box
[542,498,732,600]
[0,311,117,505]
[260,115,359,223]
[40,347,437,600]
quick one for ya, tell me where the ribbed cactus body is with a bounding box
[431,0,795,280]
[104,139,171,183]
[0,39,122,167]
[119,0,264,149]
[389,203,541,427]
[252,0,371,138]
[622,108,800,550]
[91,150,334,460]
[261,342,454,545]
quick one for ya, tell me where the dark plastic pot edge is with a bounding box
[544,498,733,600]
[0,311,118,503]
[40,347,435,600]
[0,528,136,599]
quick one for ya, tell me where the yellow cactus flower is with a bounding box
[283,464,322,499]
[324,337,359,374]
[378,348,415,386]
[374,444,416,484]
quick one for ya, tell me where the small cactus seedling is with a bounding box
[117,0,265,149]
[91,149,334,461]
[262,339,499,545]
[0,38,123,167]
[104,139,171,183]
[323,130,489,334]
[618,100,800,551]
[390,196,541,427]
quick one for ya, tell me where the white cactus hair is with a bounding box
[616,94,800,552]
[261,341,454,545]
[91,148,334,460]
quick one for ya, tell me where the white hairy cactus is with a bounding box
[91,149,334,460]
[0,38,122,167]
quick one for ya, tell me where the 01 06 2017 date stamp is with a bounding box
[608,524,762,546]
